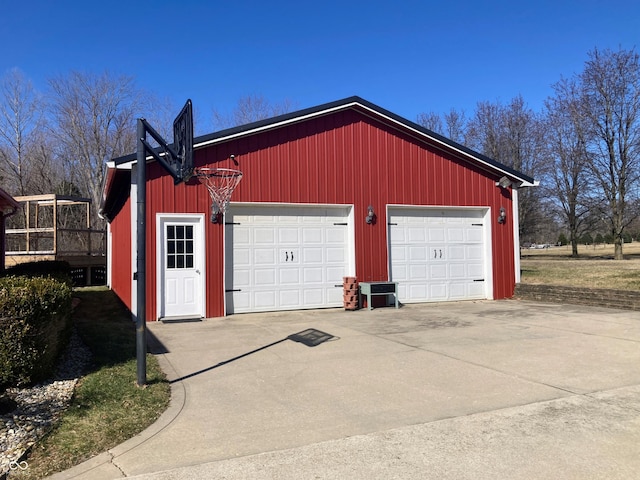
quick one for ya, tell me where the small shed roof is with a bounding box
[0,188,19,215]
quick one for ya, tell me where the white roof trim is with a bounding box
[112,100,537,187]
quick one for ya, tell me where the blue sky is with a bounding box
[2,0,638,134]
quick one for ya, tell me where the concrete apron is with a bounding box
[55,300,640,479]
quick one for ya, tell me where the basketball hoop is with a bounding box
[194,167,243,223]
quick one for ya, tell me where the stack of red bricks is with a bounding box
[343,276,359,310]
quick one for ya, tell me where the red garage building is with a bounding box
[100,97,536,322]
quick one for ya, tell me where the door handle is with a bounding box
[285,252,289,262]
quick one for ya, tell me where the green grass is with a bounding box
[15,287,170,479]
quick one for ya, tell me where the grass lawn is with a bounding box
[14,287,170,479]
[520,242,640,290]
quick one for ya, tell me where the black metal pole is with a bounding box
[136,118,147,387]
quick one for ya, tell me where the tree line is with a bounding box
[418,47,640,259]
[1,47,638,259]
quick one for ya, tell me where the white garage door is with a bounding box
[225,205,352,314]
[388,208,489,303]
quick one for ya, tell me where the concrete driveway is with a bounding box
[54,300,640,479]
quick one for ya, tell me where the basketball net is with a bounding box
[194,167,243,223]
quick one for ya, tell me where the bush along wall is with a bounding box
[0,276,73,390]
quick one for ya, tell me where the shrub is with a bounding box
[4,260,72,286]
[0,276,72,390]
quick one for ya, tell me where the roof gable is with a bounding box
[101,96,537,220]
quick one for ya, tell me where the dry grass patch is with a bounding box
[521,243,640,290]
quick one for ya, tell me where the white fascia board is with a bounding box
[353,104,539,188]
[196,100,537,188]
[194,102,361,149]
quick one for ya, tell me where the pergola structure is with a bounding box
[5,194,106,285]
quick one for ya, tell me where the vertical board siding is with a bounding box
[142,108,516,320]
[109,195,132,309]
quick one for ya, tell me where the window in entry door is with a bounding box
[166,225,194,269]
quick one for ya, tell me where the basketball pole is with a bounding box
[133,100,192,387]
[135,118,147,387]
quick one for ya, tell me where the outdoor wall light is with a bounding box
[496,176,512,189]
[366,205,376,224]
[498,207,507,224]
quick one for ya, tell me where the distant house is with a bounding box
[0,189,19,273]
[100,96,537,321]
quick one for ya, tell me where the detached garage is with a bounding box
[100,96,536,321]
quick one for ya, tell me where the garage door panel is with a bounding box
[429,284,447,300]
[449,264,467,279]
[280,290,301,306]
[325,266,346,282]
[326,247,346,263]
[389,208,488,304]
[303,247,323,263]
[255,269,276,286]
[233,269,251,288]
[467,228,483,242]
[255,291,277,309]
[390,227,406,243]
[448,246,465,260]
[227,205,351,314]
[410,264,427,280]
[468,263,484,277]
[279,228,300,244]
[303,267,323,283]
[429,264,447,279]
[234,248,251,265]
[326,228,346,244]
[254,228,275,244]
[303,228,323,243]
[234,227,251,244]
[280,268,300,284]
[302,289,324,305]
[408,227,426,242]
[392,264,408,282]
[469,282,486,296]
[447,228,464,242]
[409,246,427,261]
[428,228,445,242]
[254,248,276,264]
[449,283,467,299]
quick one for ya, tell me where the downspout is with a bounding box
[511,188,521,284]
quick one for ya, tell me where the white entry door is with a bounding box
[225,205,353,314]
[157,215,205,319]
[388,207,490,303]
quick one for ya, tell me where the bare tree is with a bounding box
[466,96,546,242]
[416,108,467,143]
[416,111,443,133]
[443,108,467,143]
[48,71,146,227]
[544,78,593,256]
[578,47,640,259]
[212,94,297,129]
[0,68,45,195]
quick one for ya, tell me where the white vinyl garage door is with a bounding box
[388,207,489,303]
[225,205,353,314]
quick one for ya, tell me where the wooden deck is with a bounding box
[5,194,106,285]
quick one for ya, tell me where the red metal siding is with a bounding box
[142,108,516,320]
[109,195,132,310]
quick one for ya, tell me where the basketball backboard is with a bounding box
[173,99,194,182]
